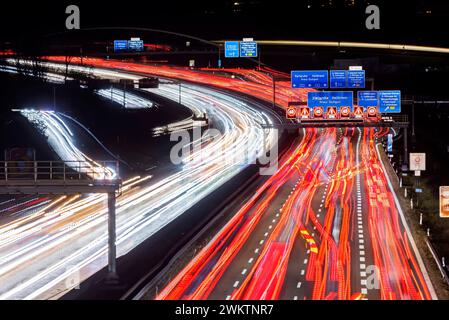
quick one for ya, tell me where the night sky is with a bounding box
[1,0,449,46]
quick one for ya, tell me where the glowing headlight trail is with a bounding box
[0,64,279,299]
[18,110,116,180]
[157,128,435,300]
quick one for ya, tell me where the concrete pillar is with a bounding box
[403,127,408,167]
[107,192,118,282]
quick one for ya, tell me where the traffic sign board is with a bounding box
[114,40,128,51]
[379,90,401,113]
[410,153,426,171]
[225,41,240,58]
[354,106,364,118]
[367,106,378,117]
[291,71,328,89]
[330,70,348,88]
[240,41,258,57]
[340,106,351,117]
[286,106,297,119]
[313,107,324,118]
[357,91,378,110]
[299,107,310,119]
[326,107,337,119]
[307,91,353,111]
[128,39,144,51]
[347,70,365,88]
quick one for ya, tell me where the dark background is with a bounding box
[0,0,448,46]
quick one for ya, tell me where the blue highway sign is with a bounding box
[330,70,348,88]
[225,41,240,58]
[307,91,353,111]
[379,90,401,113]
[348,70,365,88]
[292,70,329,89]
[240,41,258,57]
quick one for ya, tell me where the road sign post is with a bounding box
[106,191,118,283]
[410,153,425,210]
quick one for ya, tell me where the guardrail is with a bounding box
[0,160,119,181]
[426,239,449,286]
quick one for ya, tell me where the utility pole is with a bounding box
[53,86,56,111]
[123,82,126,107]
[106,191,118,283]
[403,127,408,169]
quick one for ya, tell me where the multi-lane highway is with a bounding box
[0,63,280,299]
[156,127,436,300]
[0,58,437,300]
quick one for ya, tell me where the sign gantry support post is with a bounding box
[403,127,408,167]
[106,191,118,282]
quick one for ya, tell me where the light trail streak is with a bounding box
[0,62,279,299]
[158,128,434,300]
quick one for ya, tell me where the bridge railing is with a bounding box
[0,160,119,182]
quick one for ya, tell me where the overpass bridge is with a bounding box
[0,160,122,282]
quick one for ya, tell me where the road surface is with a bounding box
[157,127,436,300]
[0,64,280,299]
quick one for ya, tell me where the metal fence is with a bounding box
[0,160,119,182]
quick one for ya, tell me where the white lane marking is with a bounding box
[233,281,239,288]
[248,258,254,264]
[360,271,366,277]
[255,248,259,254]
[242,269,247,275]
[360,250,365,256]
[360,257,365,262]
[264,232,269,237]
[259,240,264,245]
[361,288,368,294]
[303,259,308,264]
[297,282,302,288]
[293,296,298,300]
[375,143,437,299]
[226,295,231,300]
[360,264,366,269]
[361,279,367,286]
